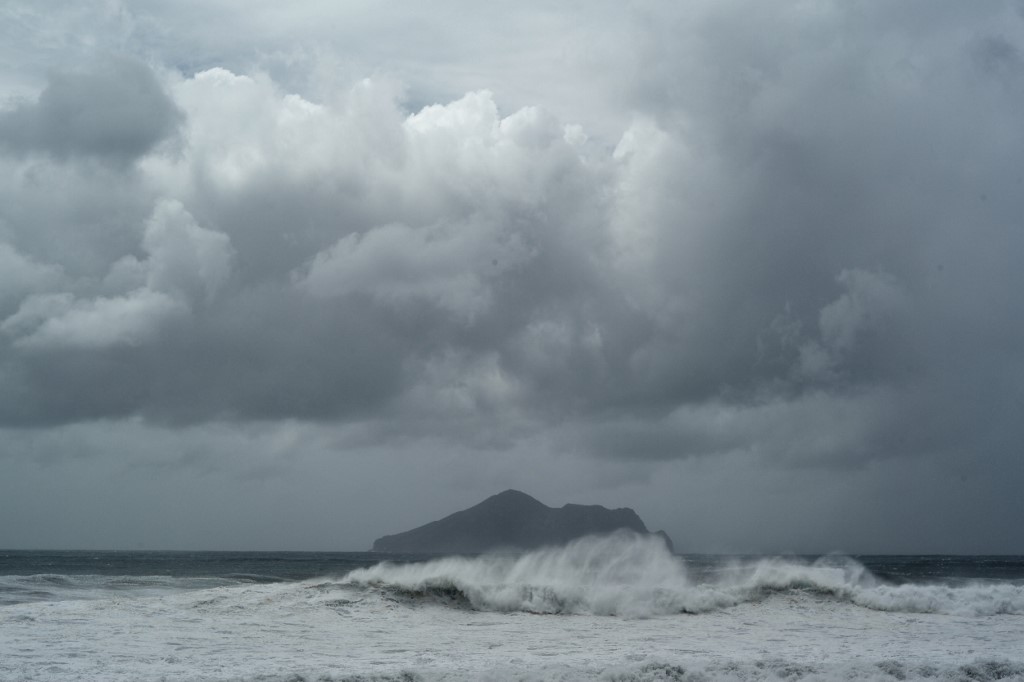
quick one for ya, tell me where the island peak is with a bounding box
[371,490,674,554]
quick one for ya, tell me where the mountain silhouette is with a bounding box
[371,489,674,554]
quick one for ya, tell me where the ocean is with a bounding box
[1,533,1022,681]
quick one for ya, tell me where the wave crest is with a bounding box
[344,533,1024,617]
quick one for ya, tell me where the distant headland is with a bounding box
[371,489,674,554]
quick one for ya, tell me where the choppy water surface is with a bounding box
[2,536,1022,681]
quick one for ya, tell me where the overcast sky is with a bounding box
[1,1,1022,554]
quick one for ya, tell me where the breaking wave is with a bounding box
[344,532,1024,617]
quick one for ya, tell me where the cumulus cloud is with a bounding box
[1,200,230,350]
[0,29,1020,445]
[298,218,532,319]
[140,199,233,303]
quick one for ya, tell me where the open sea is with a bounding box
[1,533,1022,681]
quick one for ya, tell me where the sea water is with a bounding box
[1,533,1022,681]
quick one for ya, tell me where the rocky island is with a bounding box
[371,489,674,554]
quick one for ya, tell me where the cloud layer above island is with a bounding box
[0,0,1022,552]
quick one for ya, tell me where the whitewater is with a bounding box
[1,534,1022,681]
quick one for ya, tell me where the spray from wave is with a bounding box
[344,532,1024,618]
[347,531,695,617]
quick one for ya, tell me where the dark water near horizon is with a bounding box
[0,549,390,583]
[2,549,1023,597]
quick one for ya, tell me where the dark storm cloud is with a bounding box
[0,56,182,164]
[1,0,1022,552]
[571,2,1024,463]
[1,5,1022,452]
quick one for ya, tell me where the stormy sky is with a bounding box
[1,1,1022,554]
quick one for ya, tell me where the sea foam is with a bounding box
[345,532,1024,617]
[4,546,1023,681]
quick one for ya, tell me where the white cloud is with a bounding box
[401,90,587,209]
[2,289,186,349]
[143,199,233,302]
[298,218,531,319]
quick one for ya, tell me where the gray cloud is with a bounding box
[0,1,1022,552]
[0,56,182,164]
